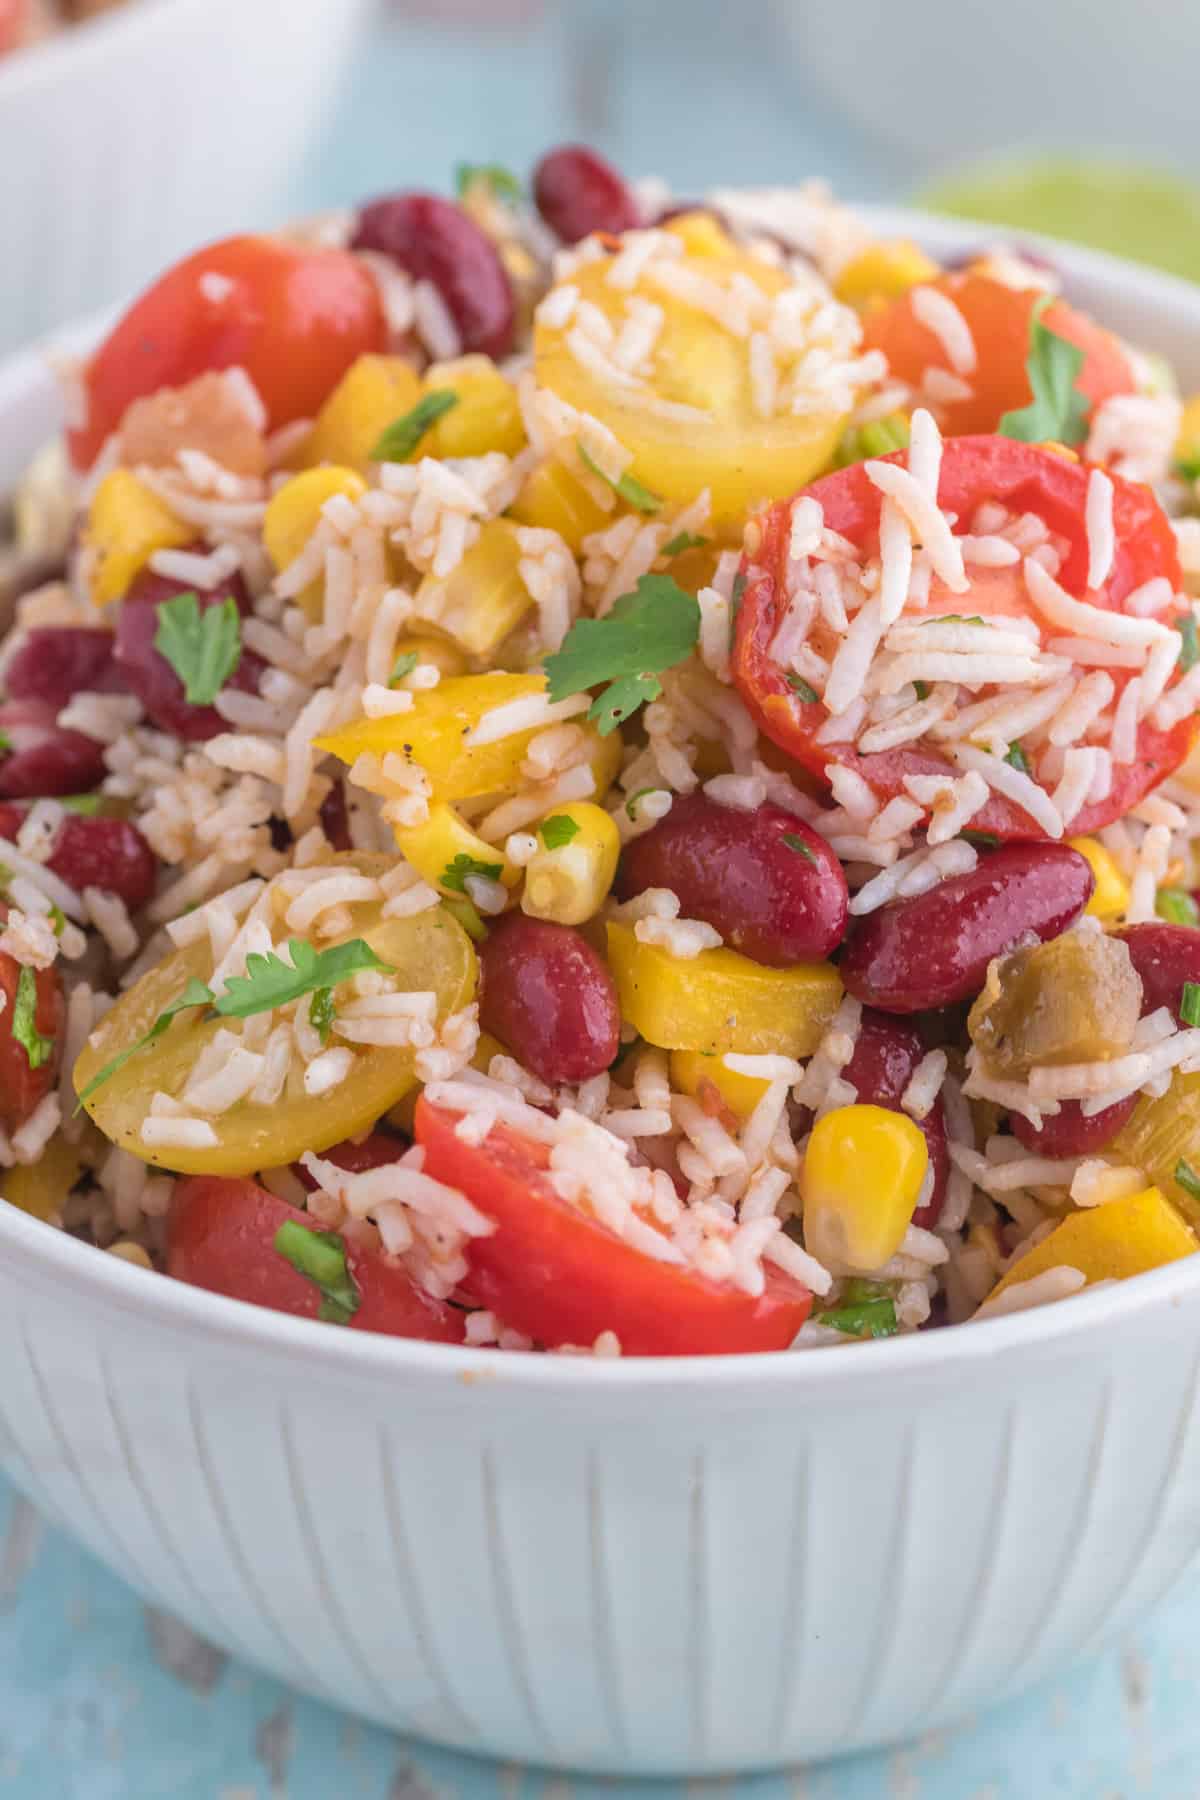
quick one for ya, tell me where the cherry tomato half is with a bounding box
[68,235,386,470]
[167,1174,464,1342]
[861,271,1134,437]
[415,1098,813,1355]
[733,436,1191,839]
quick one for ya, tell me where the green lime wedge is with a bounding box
[918,160,1200,284]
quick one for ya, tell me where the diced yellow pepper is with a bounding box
[1112,1069,1200,1225]
[319,672,621,806]
[1068,835,1131,921]
[508,457,611,553]
[302,354,423,474]
[389,633,469,681]
[670,1049,769,1124]
[263,466,368,622]
[414,519,533,658]
[802,1104,929,1272]
[393,801,519,898]
[522,801,619,924]
[662,210,736,259]
[1176,393,1200,469]
[84,470,191,607]
[834,240,940,311]
[606,921,842,1056]
[986,1187,1196,1302]
[424,355,525,459]
[2,1133,84,1222]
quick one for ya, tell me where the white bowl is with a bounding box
[0,0,371,356]
[4,213,1200,1778]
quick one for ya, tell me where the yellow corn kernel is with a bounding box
[662,210,736,259]
[986,1187,1196,1302]
[302,354,423,474]
[606,921,842,1057]
[393,802,519,899]
[424,355,525,459]
[3,1133,84,1222]
[263,466,367,622]
[1176,393,1200,469]
[389,633,469,681]
[84,470,191,607]
[834,240,940,311]
[414,519,533,658]
[319,672,620,806]
[1068,835,1131,920]
[670,1049,769,1124]
[802,1104,929,1272]
[521,801,619,925]
[508,458,610,553]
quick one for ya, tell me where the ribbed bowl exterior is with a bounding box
[3,217,1200,1774]
[0,0,370,355]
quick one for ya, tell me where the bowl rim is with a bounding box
[5,205,1200,1391]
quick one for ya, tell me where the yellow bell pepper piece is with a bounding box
[670,1049,769,1124]
[1068,835,1131,921]
[302,354,423,473]
[424,355,525,459]
[802,1104,928,1272]
[662,210,737,259]
[2,1134,84,1222]
[263,466,368,622]
[508,457,611,553]
[393,802,518,898]
[1111,1069,1200,1225]
[414,519,533,658]
[522,801,619,924]
[84,470,191,607]
[1176,393,1200,470]
[606,921,842,1056]
[834,240,940,311]
[986,1187,1196,1303]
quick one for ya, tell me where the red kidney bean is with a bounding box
[840,1009,949,1227]
[114,566,265,741]
[351,193,515,359]
[615,794,848,967]
[319,779,352,852]
[0,699,106,798]
[839,843,1094,1014]
[479,913,619,1085]
[1009,1094,1137,1158]
[533,145,640,244]
[293,1129,408,1190]
[1116,923,1200,1024]
[5,627,123,709]
[0,944,61,1133]
[0,802,158,911]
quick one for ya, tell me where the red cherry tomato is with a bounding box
[732,436,1191,839]
[166,1175,465,1343]
[0,945,61,1135]
[415,1097,812,1355]
[68,235,386,470]
[860,271,1134,437]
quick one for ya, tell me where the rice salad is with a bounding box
[4,144,1200,1356]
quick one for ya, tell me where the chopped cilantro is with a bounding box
[47,903,66,937]
[0,732,9,754]
[816,1279,898,1340]
[913,680,930,701]
[75,977,215,1109]
[1181,981,1200,1027]
[310,986,335,1045]
[786,672,820,704]
[578,442,662,514]
[1175,456,1200,485]
[781,833,816,864]
[998,297,1090,446]
[440,853,502,894]
[1004,742,1030,774]
[662,530,709,557]
[153,592,242,705]
[730,571,747,626]
[454,162,522,204]
[388,651,419,688]
[543,573,700,736]
[962,830,1000,849]
[370,390,458,463]
[923,614,986,627]
[539,814,580,850]
[58,794,104,816]
[1175,1158,1200,1204]
[273,1219,361,1324]
[1176,613,1199,673]
[12,965,52,1071]
[625,787,660,820]
[441,893,486,941]
[1156,888,1200,929]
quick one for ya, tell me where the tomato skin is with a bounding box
[861,271,1134,437]
[733,437,1192,839]
[68,235,387,470]
[166,1175,465,1343]
[415,1098,813,1356]
[0,948,61,1135]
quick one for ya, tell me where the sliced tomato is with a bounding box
[733,436,1191,839]
[860,271,1134,437]
[415,1097,812,1355]
[166,1175,464,1343]
[68,235,387,470]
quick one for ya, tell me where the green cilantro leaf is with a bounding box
[913,680,930,701]
[625,787,660,820]
[543,574,700,737]
[781,833,816,864]
[1176,613,1199,673]
[1004,742,1030,774]
[76,977,215,1109]
[816,1279,898,1340]
[0,732,10,755]
[539,814,580,850]
[730,571,747,624]
[998,297,1090,446]
[441,893,486,941]
[440,854,502,895]
[215,938,390,1020]
[153,592,242,706]
[371,390,459,463]
[923,614,986,627]
[58,794,105,816]
[785,672,820,704]
[389,651,419,688]
[962,830,1000,849]
[48,903,66,937]
[578,443,662,514]
[1156,888,1200,929]
[1181,981,1200,1027]
[273,1219,361,1325]
[310,986,335,1045]
[1175,1158,1200,1203]
[1176,456,1200,484]
[12,965,52,1072]
[454,162,522,205]
[662,530,709,557]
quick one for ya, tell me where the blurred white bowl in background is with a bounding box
[0,0,372,356]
